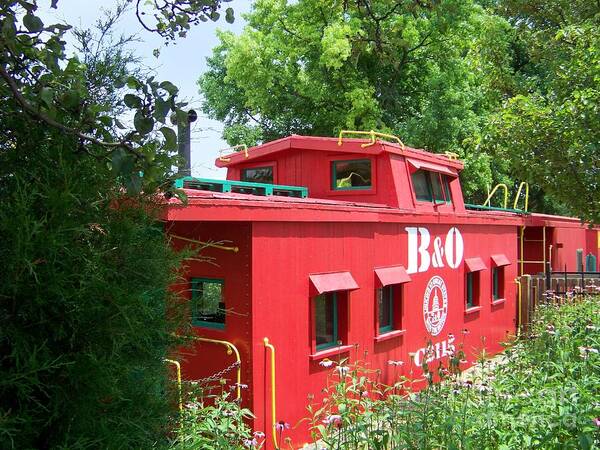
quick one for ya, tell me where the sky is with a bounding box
[40,0,254,179]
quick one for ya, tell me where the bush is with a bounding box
[0,139,187,449]
[307,296,600,449]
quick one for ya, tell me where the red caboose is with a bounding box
[164,134,599,448]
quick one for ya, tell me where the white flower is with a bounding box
[319,359,334,368]
[253,431,265,439]
[387,360,404,366]
[243,438,257,447]
[335,365,349,376]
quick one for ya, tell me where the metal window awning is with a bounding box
[406,158,457,176]
[491,254,510,267]
[309,271,359,295]
[374,266,411,287]
[465,257,487,272]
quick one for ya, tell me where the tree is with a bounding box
[0,1,234,447]
[198,0,515,199]
[485,1,599,222]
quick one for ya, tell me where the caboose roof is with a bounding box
[214,135,464,171]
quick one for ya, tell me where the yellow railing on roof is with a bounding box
[484,183,509,209]
[513,182,529,212]
[219,144,248,162]
[337,130,405,150]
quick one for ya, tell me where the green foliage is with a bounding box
[308,296,600,449]
[169,390,262,449]
[199,0,520,199]
[485,1,600,223]
[0,0,234,447]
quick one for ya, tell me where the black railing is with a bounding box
[544,262,600,296]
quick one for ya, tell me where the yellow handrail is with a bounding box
[218,144,249,162]
[191,336,242,400]
[483,183,508,209]
[513,182,529,211]
[514,278,522,335]
[263,337,278,450]
[170,233,239,253]
[164,359,183,413]
[337,130,405,150]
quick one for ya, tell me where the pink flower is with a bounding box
[361,391,369,398]
[461,328,470,335]
[448,333,455,339]
[253,431,265,439]
[319,359,334,368]
[274,421,290,431]
[323,414,342,426]
[593,417,600,427]
[243,438,257,447]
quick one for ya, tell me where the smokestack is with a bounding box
[174,109,197,177]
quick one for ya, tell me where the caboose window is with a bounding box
[241,166,273,184]
[492,267,505,300]
[191,278,225,329]
[315,292,338,350]
[466,272,480,309]
[412,169,453,204]
[332,159,372,190]
[378,286,394,333]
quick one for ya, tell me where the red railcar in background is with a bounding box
[164,135,599,449]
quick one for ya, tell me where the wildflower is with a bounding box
[253,431,265,439]
[275,421,290,431]
[459,359,468,364]
[388,360,404,366]
[462,380,473,388]
[230,383,249,391]
[579,346,599,359]
[323,414,342,426]
[546,324,556,335]
[243,438,258,447]
[461,328,470,335]
[335,365,349,377]
[448,333,455,340]
[585,324,597,331]
[184,401,199,411]
[476,383,491,393]
[319,359,334,368]
[593,417,600,427]
[223,410,235,417]
[361,391,369,398]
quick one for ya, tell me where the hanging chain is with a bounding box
[195,360,241,385]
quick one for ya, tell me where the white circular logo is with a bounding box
[423,276,448,336]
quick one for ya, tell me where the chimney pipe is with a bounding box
[174,109,197,177]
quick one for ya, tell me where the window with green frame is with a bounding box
[411,170,453,204]
[332,159,372,190]
[466,272,480,308]
[377,286,394,333]
[191,278,225,329]
[241,166,273,184]
[492,266,505,300]
[315,292,338,350]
